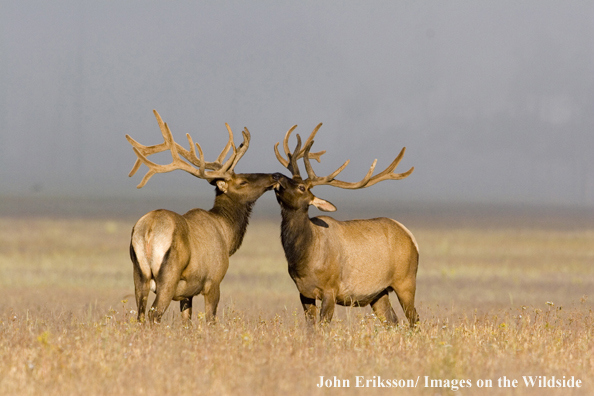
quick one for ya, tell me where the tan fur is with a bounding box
[390,218,419,253]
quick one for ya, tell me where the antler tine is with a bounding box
[216,123,236,164]
[282,125,299,158]
[214,123,238,173]
[193,140,208,179]
[357,147,414,188]
[288,134,303,178]
[302,140,317,180]
[227,127,251,173]
[153,110,195,168]
[295,123,326,162]
[300,123,321,156]
[274,142,289,168]
[128,159,142,178]
[125,134,165,177]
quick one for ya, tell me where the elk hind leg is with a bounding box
[392,282,419,327]
[149,248,182,324]
[131,243,150,323]
[370,289,399,326]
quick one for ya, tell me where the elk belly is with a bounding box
[335,292,381,307]
[172,277,205,300]
[337,271,393,306]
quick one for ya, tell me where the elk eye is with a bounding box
[239,181,248,186]
[298,185,306,192]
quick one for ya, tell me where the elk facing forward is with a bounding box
[273,125,419,326]
[127,110,278,324]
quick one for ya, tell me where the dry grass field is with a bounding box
[0,201,593,395]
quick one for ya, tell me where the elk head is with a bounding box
[273,123,414,212]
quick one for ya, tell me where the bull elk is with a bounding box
[126,110,279,324]
[273,124,419,327]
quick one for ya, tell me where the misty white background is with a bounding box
[2,1,593,208]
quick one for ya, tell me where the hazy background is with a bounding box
[2,1,593,212]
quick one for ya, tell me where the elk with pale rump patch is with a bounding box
[273,124,419,326]
[127,110,279,324]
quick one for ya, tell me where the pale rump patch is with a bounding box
[145,229,171,276]
[390,219,419,253]
[131,216,173,281]
[150,279,157,293]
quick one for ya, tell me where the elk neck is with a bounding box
[280,205,315,278]
[209,192,256,256]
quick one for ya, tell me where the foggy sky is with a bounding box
[1,1,593,207]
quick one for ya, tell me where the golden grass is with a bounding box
[0,215,593,395]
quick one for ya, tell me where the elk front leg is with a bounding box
[180,297,193,324]
[320,293,336,324]
[203,283,220,324]
[300,294,317,326]
[370,290,398,326]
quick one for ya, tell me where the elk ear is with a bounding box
[311,196,337,212]
[216,180,229,193]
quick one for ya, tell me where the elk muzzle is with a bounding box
[272,173,289,191]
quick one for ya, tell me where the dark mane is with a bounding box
[280,206,314,279]
[210,193,256,255]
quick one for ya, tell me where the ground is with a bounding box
[0,202,592,395]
